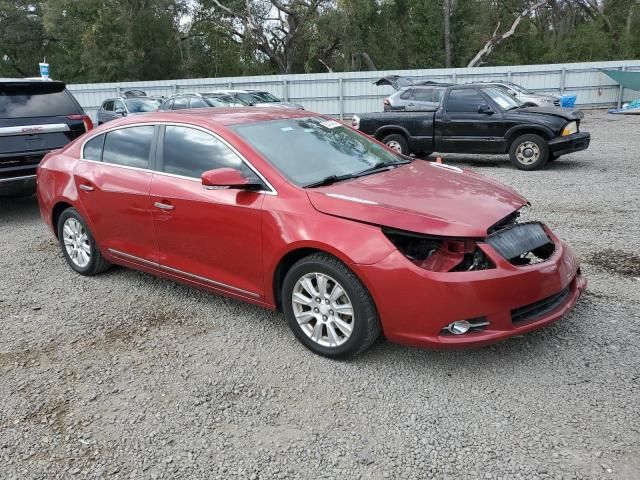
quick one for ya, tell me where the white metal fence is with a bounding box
[67,60,640,122]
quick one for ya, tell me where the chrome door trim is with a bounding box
[0,124,71,137]
[0,174,36,183]
[107,248,260,298]
[79,121,277,195]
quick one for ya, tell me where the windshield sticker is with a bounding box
[320,120,342,129]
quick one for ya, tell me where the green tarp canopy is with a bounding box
[600,69,640,91]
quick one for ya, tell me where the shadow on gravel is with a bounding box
[0,195,39,223]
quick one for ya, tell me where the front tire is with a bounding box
[57,207,110,276]
[509,134,549,170]
[282,253,381,359]
[381,133,409,155]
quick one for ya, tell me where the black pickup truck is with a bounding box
[1,79,92,197]
[352,84,591,170]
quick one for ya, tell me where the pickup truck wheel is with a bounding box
[509,134,549,171]
[382,134,409,155]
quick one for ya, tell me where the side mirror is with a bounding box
[201,168,263,191]
[114,107,126,116]
[478,104,494,114]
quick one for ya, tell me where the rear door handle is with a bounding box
[154,201,175,211]
[79,184,94,192]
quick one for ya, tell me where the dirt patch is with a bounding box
[586,249,640,277]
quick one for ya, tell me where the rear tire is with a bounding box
[57,207,111,276]
[381,133,409,155]
[282,253,381,359]
[509,134,549,171]
[415,151,433,158]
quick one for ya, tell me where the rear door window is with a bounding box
[414,89,434,102]
[102,126,154,169]
[0,83,81,119]
[83,134,105,161]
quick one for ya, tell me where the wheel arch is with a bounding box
[51,200,74,238]
[505,126,554,147]
[271,245,360,311]
[374,125,411,141]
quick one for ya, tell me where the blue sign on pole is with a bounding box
[39,62,49,80]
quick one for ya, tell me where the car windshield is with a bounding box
[125,98,159,113]
[504,82,532,94]
[203,96,227,107]
[231,117,407,187]
[251,91,280,103]
[235,92,256,105]
[482,87,521,110]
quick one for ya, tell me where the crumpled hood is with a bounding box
[517,106,583,121]
[306,161,528,238]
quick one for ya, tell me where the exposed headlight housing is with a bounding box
[382,228,495,272]
[561,121,578,136]
[351,115,360,129]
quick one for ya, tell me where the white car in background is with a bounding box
[474,81,561,107]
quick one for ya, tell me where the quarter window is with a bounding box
[399,89,413,100]
[102,126,154,169]
[83,134,105,161]
[446,89,486,113]
[162,126,254,179]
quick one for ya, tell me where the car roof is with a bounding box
[102,107,312,128]
[1,78,66,87]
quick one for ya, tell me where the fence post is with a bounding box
[507,71,512,81]
[560,67,566,95]
[617,66,626,109]
[338,78,344,120]
[172,83,177,94]
[116,86,121,97]
[228,81,233,89]
[283,79,289,101]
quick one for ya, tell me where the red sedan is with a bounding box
[36,108,586,358]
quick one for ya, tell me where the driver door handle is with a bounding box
[154,201,175,211]
[79,184,94,192]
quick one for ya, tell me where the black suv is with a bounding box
[0,79,92,197]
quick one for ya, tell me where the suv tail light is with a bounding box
[383,99,391,106]
[68,114,94,132]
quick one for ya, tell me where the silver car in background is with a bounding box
[383,85,449,111]
[208,89,304,109]
[96,97,159,125]
[475,81,560,107]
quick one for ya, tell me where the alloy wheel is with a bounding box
[62,217,91,268]
[291,272,354,348]
[386,140,403,152]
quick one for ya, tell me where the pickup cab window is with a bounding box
[446,89,486,113]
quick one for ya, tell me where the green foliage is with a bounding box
[0,0,638,82]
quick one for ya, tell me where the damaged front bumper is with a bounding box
[355,227,586,349]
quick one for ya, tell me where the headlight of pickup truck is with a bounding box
[561,121,578,136]
[351,115,360,129]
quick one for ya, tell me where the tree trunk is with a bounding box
[444,0,452,68]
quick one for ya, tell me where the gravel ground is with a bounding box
[1,110,639,479]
